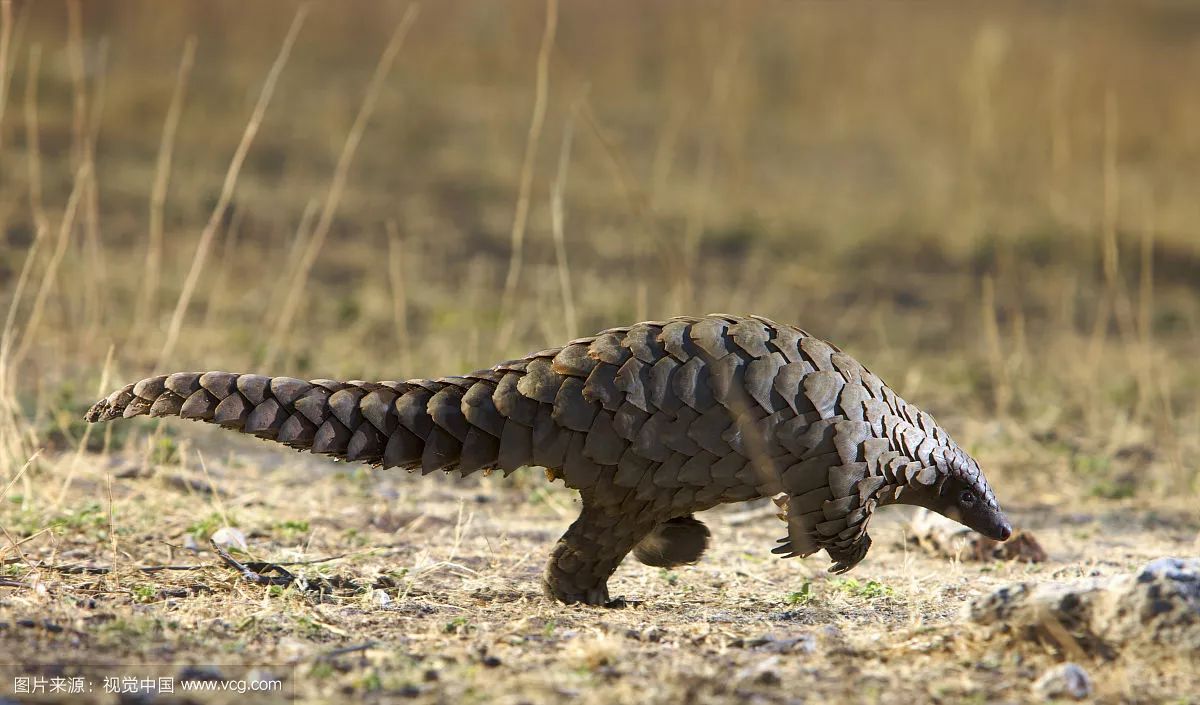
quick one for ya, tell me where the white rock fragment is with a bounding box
[210,526,249,552]
[1033,662,1093,701]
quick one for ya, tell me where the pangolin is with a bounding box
[85,314,1011,605]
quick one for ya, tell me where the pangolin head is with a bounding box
[896,444,1011,541]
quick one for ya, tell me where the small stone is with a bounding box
[1033,663,1093,701]
[734,655,782,684]
[482,655,502,668]
[210,526,248,552]
[748,632,816,654]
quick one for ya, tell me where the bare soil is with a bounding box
[1,432,1196,703]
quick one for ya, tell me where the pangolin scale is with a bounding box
[86,314,1011,605]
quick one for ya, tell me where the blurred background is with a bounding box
[0,0,1196,499]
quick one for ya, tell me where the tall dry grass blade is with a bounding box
[649,103,685,201]
[262,198,318,326]
[980,276,1010,416]
[53,344,114,508]
[201,207,246,336]
[156,8,308,371]
[1132,201,1156,423]
[195,451,233,534]
[386,220,411,376]
[1099,92,1118,290]
[0,0,12,151]
[1137,204,1154,350]
[23,45,46,234]
[0,45,46,469]
[677,32,741,312]
[0,449,40,564]
[0,46,46,370]
[11,163,90,370]
[1096,91,1139,348]
[1086,89,1119,370]
[0,449,38,506]
[105,472,118,569]
[135,36,196,336]
[0,231,41,386]
[1047,52,1072,222]
[67,0,87,168]
[262,4,420,369]
[577,101,665,317]
[550,105,578,340]
[1069,90,1117,438]
[1086,90,1144,443]
[80,39,110,340]
[496,0,558,350]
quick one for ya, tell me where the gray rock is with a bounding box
[746,632,817,654]
[1033,662,1093,701]
[966,557,1200,654]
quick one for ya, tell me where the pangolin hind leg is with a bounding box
[632,515,711,568]
[542,495,660,606]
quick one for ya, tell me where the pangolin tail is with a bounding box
[84,371,512,475]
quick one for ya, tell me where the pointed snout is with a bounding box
[965,509,1013,542]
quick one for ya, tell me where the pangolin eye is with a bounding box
[958,489,977,506]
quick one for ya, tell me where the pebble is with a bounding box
[210,526,248,551]
[1033,663,1093,700]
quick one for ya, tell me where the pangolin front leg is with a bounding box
[826,534,872,574]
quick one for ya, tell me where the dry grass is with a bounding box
[0,1,1197,703]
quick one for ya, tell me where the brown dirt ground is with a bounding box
[1,428,1197,704]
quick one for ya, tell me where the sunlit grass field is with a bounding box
[0,2,1196,702]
